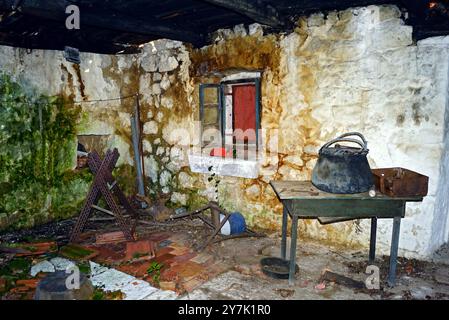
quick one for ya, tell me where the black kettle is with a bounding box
[311,132,373,194]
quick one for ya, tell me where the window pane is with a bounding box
[202,124,221,149]
[203,87,218,105]
[203,106,218,125]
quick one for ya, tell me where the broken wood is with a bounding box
[319,270,365,289]
[95,231,129,245]
[0,245,28,254]
[4,241,58,257]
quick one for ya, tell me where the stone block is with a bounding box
[143,120,159,134]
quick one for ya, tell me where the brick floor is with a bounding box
[155,246,174,257]
[170,252,197,265]
[95,231,128,245]
[88,231,217,295]
[125,240,155,260]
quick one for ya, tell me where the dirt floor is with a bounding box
[1,216,448,300]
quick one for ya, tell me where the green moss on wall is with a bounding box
[113,164,137,197]
[0,74,90,231]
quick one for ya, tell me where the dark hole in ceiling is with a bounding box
[0,0,448,54]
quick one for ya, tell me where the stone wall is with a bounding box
[0,4,448,258]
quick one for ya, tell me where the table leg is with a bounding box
[387,217,401,287]
[288,215,298,286]
[369,217,377,263]
[281,204,288,260]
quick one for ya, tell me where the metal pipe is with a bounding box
[131,114,146,208]
[134,95,145,178]
[369,217,377,263]
[387,217,402,287]
[91,204,114,216]
[288,215,298,286]
[281,204,288,260]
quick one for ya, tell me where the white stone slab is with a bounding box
[89,261,109,276]
[90,269,135,292]
[188,154,259,179]
[30,260,55,277]
[120,280,158,300]
[144,290,178,300]
[50,257,76,271]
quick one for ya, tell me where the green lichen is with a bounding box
[0,74,90,230]
[113,164,137,196]
[184,189,208,210]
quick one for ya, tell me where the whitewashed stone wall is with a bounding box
[277,6,449,258]
[0,4,448,259]
[0,47,139,167]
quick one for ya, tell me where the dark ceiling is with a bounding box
[0,0,448,54]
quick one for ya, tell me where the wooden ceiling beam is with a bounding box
[201,0,286,27]
[0,0,206,46]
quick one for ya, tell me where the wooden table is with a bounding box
[270,180,423,286]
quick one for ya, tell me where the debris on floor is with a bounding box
[1,216,448,300]
[319,270,365,289]
[59,244,99,261]
[7,241,57,257]
[95,231,128,245]
[275,288,295,298]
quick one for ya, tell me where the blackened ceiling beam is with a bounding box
[201,0,286,28]
[0,0,206,46]
[275,0,398,14]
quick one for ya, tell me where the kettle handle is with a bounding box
[320,132,368,153]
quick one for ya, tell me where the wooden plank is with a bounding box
[202,0,285,27]
[317,216,355,224]
[320,271,365,289]
[292,199,405,218]
[270,180,423,202]
[0,0,205,45]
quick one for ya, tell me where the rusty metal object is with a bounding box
[319,270,365,289]
[70,149,138,243]
[209,201,221,229]
[168,201,264,251]
[372,167,429,197]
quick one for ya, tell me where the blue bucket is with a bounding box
[220,212,246,235]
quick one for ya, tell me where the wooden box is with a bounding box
[372,167,428,197]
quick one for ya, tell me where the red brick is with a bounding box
[155,246,174,257]
[116,261,152,278]
[160,269,179,282]
[16,279,39,289]
[147,232,170,242]
[89,244,126,263]
[125,240,155,260]
[153,253,176,266]
[0,277,6,291]
[170,252,197,264]
[96,231,128,245]
[15,241,58,257]
[170,261,204,280]
[10,286,30,293]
